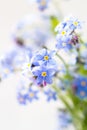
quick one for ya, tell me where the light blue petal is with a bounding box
[32,69,41,76]
[47,69,55,76]
[48,59,57,65]
[36,76,43,84]
[45,76,53,84]
[35,54,43,60]
[40,49,47,56]
[49,50,56,57]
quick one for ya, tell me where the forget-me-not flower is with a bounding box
[33,49,56,66]
[44,89,57,101]
[32,66,55,85]
[27,87,39,102]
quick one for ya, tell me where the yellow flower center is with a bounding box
[41,72,47,77]
[27,63,30,68]
[44,55,49,61]
[81,81,86,86]
[29,93,34,98]
[61,31,66,36]
[73,21,78,26]
[65,18,70,21]
[41,0,46,6]
[4,69,9,74]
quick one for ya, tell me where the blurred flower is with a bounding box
[72,76,87,99]
[58,110,71,129]
[17,93,27,105]
[17,86,28,105]
[66,16,82,30]
[0,45,32,81]
[36,0,49,11]
[27,87,39,102]
[44,89,57,101]
[56,35,72,51]
[12,46,32,70]
[11,14,51,50]
[0,52,15,79]
[55,16,82,33]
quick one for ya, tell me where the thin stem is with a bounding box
[56,52,69,75]
[52,84,73,112]
[52,84,83,130]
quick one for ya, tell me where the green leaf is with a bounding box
[50,16,60,35]
[78,66,87,76]
[63,74,73,80]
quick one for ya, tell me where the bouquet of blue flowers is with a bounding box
[0,0,87,130]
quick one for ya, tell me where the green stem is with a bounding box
[56,52,69,75]
[52,84,85,130]
[79,37,84,44]
[52,84,73,112]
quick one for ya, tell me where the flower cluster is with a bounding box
[31,49,57,86]
[17,82,57,105]
[17,86,39,105]
[0,46,32,80]
[55,16,82,51]
[0,0,87,127]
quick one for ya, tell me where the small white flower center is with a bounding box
[62,42,66,47]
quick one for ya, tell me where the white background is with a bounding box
[0,0,87,130]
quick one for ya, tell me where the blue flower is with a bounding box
[55,16,76,34]
[56,16,82,32]
[17,85,28,105]
[55,16,82,51]
[66,16,82,30]
[17,93,27,105]
[33,49,56,66]
[32,66,55,85]
[58,110,71,129]
[36,0,49,11]
[27,87,39,102]
[44,89,57,101]
[56,35,72,51]
[55,22,67,33]
[0,53,15,79]
[72,76,87,99]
